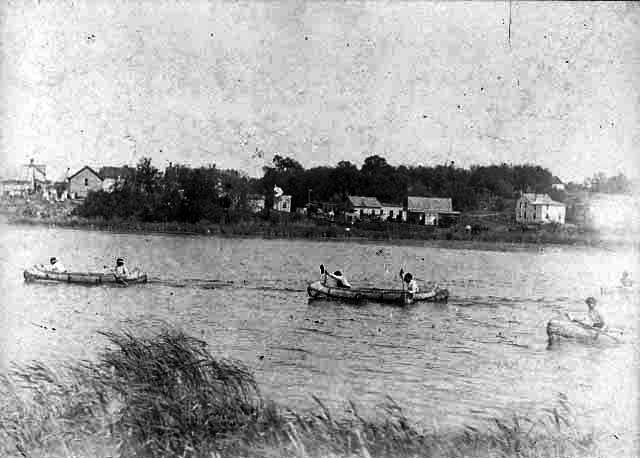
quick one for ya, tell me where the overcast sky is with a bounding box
[1,1,638,183]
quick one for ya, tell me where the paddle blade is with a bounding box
[320,264,325,274]
[400,268,404,279]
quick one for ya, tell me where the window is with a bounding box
[390,210,394,217]
[84,178,89,186]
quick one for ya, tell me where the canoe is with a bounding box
[306,280,449,305]
[23,267,148,285]
[546,318,623,344]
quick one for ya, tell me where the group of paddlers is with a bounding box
[38,256,130,276]
[321,265,421,299]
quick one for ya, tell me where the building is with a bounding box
[515,193,566,224]
[273,194,292,212]
[380,202,406,222]
[405,196,456,225]
[0,179,32,197]
[247,194,266,213]
[551,176,565,191]
[99,166,135,192]
[345,196,383,222]
[68,166,103,199]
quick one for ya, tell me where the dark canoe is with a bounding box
[23,268,148,285]
[546,318,623,344]
[306,280,449,305]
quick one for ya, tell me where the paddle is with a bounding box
[400,268,407,303]
[320,264,326,285]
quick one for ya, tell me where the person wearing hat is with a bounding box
[620,271,633,288]
[403,272,419,299]
[325,269,351,289]
[44,257,67,273]
[114,258,129,277]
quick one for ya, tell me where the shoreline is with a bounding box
[4,214,637,252]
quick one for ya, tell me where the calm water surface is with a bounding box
[1,224,638,452]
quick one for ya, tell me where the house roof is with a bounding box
[1,179,31,185]
[68,166,103,181]
[99,166,135,180]
[348,196,382,208]
[406,196,452,212]
[380,202,404,208]
[521,193,565,206]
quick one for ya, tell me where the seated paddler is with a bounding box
[114,257,129,277]
[403,272,419,298]
[567,296,606,330]
[620,271,633,288]
[324,269,352,289]
[43,257,67,273]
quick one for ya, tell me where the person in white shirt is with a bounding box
[567,296,606,330]
[403,272,419,299]
[114,258,129,277]
[44,257,67,272]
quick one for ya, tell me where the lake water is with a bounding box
[1,223,638,453]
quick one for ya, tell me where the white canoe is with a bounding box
[546,318,624,344]
[24,267,148,286]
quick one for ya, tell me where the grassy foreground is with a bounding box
[0,328,602,458]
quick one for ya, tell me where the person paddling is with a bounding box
[567,297,606,330]
[43,257,67,273]
[114,257,129,277]
[320,265,351,288]
[620,271,633,288]
[403,272,419,300]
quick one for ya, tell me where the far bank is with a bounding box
[4,212,636,253]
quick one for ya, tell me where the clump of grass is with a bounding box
[0,327,605,458]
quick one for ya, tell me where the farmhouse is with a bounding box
[515,193,565,224]
[68,166,103,199]
[345,196,382,222]
[273,194,292,212]
[405,196,456,226]
[380,202,406,222]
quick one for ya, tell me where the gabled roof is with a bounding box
[68,166,102,181]
[521,193,565,206]
[406,196,452,212]
[347,196,382,208]
[99,166,135,180]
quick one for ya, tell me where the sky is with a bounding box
[1,1,639,184]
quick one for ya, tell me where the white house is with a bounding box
[380,202,406,222]
[516,193,566,224]
[345,196,383,222]
[273,194,292,212]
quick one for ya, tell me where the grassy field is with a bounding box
[0,327,605,458]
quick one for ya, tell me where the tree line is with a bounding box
[75,155,632,223]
